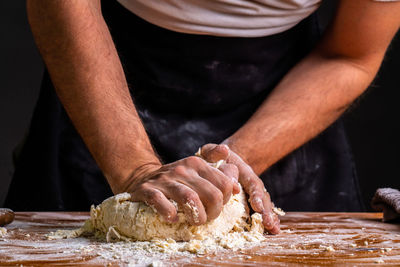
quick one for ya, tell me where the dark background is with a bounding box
[0,1,399,209]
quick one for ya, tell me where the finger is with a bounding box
[226,153,256,188]
[196,165,235,205]
[240,170,280,234]
[235,161,263,211]
[200,144,230,163]
[218,163,239,181]
[176,171,224,221]
[130,187,178,223]
[218,163,240,194]
[246,182,279,234]
[159,182,207,226]
[184,156,235,205]
[247,180,280,234]
[261,192,281,234]
[224,152,265,212]
[262,210,281,235]
[247,181,266,214]
[222,150,281,234]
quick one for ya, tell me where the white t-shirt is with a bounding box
[117,0,321,37]
[116,0,398,37]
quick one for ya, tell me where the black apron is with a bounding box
[5,1,364,212]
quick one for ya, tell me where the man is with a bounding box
[5,0,400,235]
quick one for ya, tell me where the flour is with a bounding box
[273,207,286,216]
[47,224,265,266]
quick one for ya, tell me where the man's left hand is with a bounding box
[200,144,280,234]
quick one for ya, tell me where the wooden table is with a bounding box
[0,212,399,266]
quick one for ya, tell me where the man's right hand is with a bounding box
[118,146,240,225]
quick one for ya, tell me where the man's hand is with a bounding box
[200,144,280,234]
[118,146,240,225]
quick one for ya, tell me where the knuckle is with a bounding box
[227,163,239,173]
[171,183,187,197]
[219,177,233,196]
[254,179,266,192]
[156,174,169,183]
[243,164,255,174]
[220,174,233,187]
[185,156,203,166]
[169,182,182,192]
[135,183,149,193]
[241,175,252,186]
[173,165,187,177]
[205,191,223,220]
[208,189,223,206]
[143,189,162,203]
[181,190,199,203]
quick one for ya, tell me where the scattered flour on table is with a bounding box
[47,186,271,265]
[50,229,266,266]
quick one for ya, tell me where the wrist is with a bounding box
[222,137,249,164]
[109,160,162,194]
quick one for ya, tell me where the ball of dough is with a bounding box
[89,187,251,241]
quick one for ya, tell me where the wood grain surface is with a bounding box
[0,212,399,266]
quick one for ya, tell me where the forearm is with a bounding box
[224,52,378,175]
[225,0,400,176]
[27,0,160,192]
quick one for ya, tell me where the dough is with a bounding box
[88,186,258,242]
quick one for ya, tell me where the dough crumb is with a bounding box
[320,245,335,252]
[0,227,7,237]
[272,207,286,216]
[184,200,200,224]
[325,246,335,252]
[380,247,392,252]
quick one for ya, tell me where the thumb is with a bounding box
[199,144,230,163]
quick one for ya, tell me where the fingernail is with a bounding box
[262,212,275,228]
[232,179,240,194]
[271,225,281,235]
